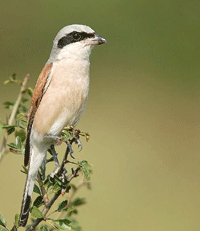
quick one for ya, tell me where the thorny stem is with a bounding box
[0,74,30,162]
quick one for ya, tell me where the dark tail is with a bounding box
[18,192,31,227]
[18,169,34,227]
[18,144,46,227]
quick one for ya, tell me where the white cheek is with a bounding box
[56,43,93,61]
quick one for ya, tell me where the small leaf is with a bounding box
[40,224,49,231]
[3,101,14,110]
[33,196,44,208]
[20,119,28,128]
[19,105,28,113]
[21,97,28,103]
[3,125,15,135]
[14,214,19,228]
[4,80,10,85]
[22,87,33,97]
[30,206,43,218]
[12,73,17,80]
[78,160,92,180]
[71,198,86,207]
[33,184,41,195]
[67,208,78,216]
[7,142,18,149]
[0,214,7,227]
[0,225,8,231]
[15,129,26,142]
[52,219,71,230]
[61,130,73,141]
[20,165,28,174]
[53,183,62,193]
[57,200,68,212]
[66,218,82,231]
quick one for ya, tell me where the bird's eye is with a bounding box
[73,33,80,40]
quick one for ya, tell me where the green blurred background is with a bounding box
[0,0,200,230]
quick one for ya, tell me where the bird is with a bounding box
[18,24,107,227]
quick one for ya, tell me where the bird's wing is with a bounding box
[24,63,53,166]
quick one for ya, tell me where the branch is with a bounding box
[26,165,81,231]
[26,136,81,231]
[37,172,49,206]
[0,74,30,162]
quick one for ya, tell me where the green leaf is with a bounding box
[57,200,68,212]
[20,119,28,128]
[14,214,19,228]
[71,198,86,207]
[22,87,33,97]
[53,183,62,193]
[67,207,78,216]
[33,184,41,195]
[15,129,26,142]
[0,225,8,231]
[61,129,73,141]
[21,97,28,103]
[30,206,43,218]
[3,101,14,110]
[19,105,28,113]
[12,73,16,80]
[0,214,7,227]
[33,196,43,208]
[78,160,92,180]
[20,165,28,174]
[40,224,49,231]
[8,137,24,154]
[7,142,18,149]
[3,125,15,135]
[52,219,71,230]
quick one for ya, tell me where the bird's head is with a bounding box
[48,24,107,63]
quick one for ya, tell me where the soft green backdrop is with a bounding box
[0,0,200,230]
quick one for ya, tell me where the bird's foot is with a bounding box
[73,129,83,151]
[65,139,75,159]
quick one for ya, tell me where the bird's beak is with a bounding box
[89,34,107,45]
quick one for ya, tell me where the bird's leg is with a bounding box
[48,145,67,179]
[64,129,83,159]
[45,134,62,142]
[49,145,60,168]
[40,158,46,180]
[65,139,75,159]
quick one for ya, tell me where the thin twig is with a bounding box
[0,74,30,162]
[57,175,88,219]
[37,172,49,206]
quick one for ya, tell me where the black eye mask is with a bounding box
[57,31,95,49]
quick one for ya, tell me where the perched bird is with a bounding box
[18,24,106,227]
